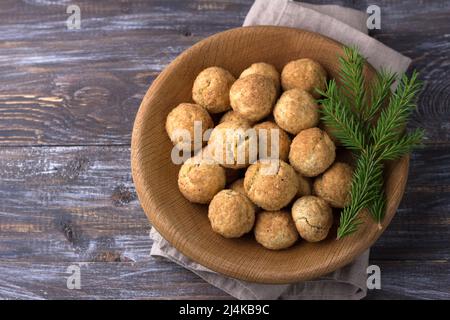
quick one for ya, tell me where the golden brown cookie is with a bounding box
[273,89,319,134]
[230,178,257,210]
[313,162,353,208]
[244,160,298,211]
[291,196,333,242]
[219,110,252,126]
[253,121,291,161]
[281,58,327,98]
[208,189,255,238]
[254,210,299,250]
[207,121,257,169]
[240,62,280,92]
[192,66,235,113]
[178,155,226,204]
[230,74,277,122]
[289,127,336,177]
[165,103,213,151]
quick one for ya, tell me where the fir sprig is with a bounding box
[338,46,366,113]
[318,81,366,152]
[371,71,423,157]
[338,147,383,238]
[319,46,423,239]
[365,69,397,122]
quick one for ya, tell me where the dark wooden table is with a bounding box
[0,0,449,300]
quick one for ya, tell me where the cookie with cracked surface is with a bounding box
[291,196,333,242]
[244,159,298,211]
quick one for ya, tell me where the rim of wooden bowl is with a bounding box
[131,26,409,284]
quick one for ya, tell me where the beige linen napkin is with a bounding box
[150,0,412,300]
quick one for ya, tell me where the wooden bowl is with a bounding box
[131,26,409,283]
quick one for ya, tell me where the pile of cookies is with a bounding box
[165,59,353,250]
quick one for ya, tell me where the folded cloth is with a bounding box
[151,228,369,299]
[244,0,411,74]
[150,0,412,300]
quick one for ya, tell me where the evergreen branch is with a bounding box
[371,71,422,153]
[378,128,424,161]
[366,69,397,122]
[337,147,384,238]
[320,46,423,239]
[338,46,366,113]
[368,167,386,226]
[318,80,366,151]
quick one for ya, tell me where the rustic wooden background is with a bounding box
[0,0,448,300]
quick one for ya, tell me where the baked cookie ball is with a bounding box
[219,110,252,126]
[166,103,214,150]
[273,89,319,135]
[208,189,255,238]
[244,160,298,211]
[230,74,277,122]
[240,62,280,92]
[292,196,333,242]
[289,127,336,177]
[313,162,353,208]
[281,58,327,98]
[208,121,257,169]
[297,173,312,197]
[230,178,257,210]
[253,121,291,161]
[192,66,235,113]
[178,155,226,204]
[254,210,299,250]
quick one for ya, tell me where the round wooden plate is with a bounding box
[131,26,409,283]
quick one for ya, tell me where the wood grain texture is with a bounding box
[0,260,448,300]
[0,0,448,299]
[0,0,448,146]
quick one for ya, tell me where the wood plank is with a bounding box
[0,145,448,263]
[0,260,228,300]
[366,260,450,300]
[0,0,448,146]
[0,0,250,146]
[0,260,447,300]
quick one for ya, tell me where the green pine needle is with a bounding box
[365,69,397,122]
[371,71,422,155]
[368,168,386,225]
[378,128,424,161]
[337,147,383,238]
[318,81,366,151]
[320,46,423,239]
[338,46,366,113]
